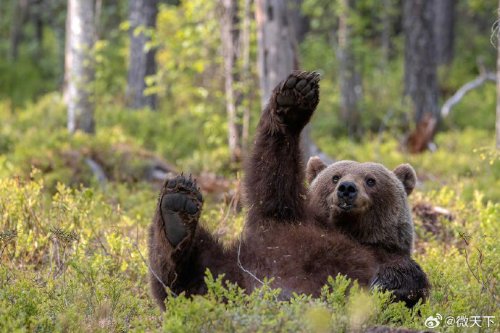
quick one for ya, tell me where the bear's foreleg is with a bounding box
[245,71,320,224]
[371,256,430,308]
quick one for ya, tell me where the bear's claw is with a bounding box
[164,174,203,202]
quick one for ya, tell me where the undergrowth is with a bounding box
[0,161,498,332]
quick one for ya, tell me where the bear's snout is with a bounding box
[337,181,357,201]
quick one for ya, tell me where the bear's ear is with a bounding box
[306,156,327,183]
[393,163,417,196]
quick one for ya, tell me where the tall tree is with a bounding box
[65,0,96,134]
[255,0,328,162]
[403,0,439,153]
[288,0,309,44]
[337,0,362,138]
[220,0,242,163]
[433,0,456,65]
[255,0,299,106]
[126,0,159,110]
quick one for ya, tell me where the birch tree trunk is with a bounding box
[65,0,96,134]
[126,0,159,110]
[403,0,439,153]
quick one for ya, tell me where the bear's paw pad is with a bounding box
[160,175,203,247]
[276,70,320,110]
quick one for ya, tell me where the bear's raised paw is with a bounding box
[272,71,320,131]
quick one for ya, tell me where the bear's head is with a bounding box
[306,157,416,255]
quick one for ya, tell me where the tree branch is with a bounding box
[441,72,496,118]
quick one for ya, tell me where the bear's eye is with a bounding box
[366,178,376,187]
[332,175,340,184]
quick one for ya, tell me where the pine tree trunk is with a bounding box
[338,0,362,139]
[126,0,159,110]
[433,0,455,66]
[404,0,439,153]
[65,0,96,134]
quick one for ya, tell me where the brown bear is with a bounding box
[306,158,430,307]
[148,71,427,310]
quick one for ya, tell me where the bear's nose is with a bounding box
[337,181,358,201]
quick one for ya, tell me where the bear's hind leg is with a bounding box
[159,175,202,248]
[148,175,203,309]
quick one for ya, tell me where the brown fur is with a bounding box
[238,71,377,296]
[148,71,425,310]
[306,159,430,306]
[307,161,414,253]
[239,224,376,296]
[148,176,243,310]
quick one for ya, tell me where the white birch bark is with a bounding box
[65,0,95,134]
